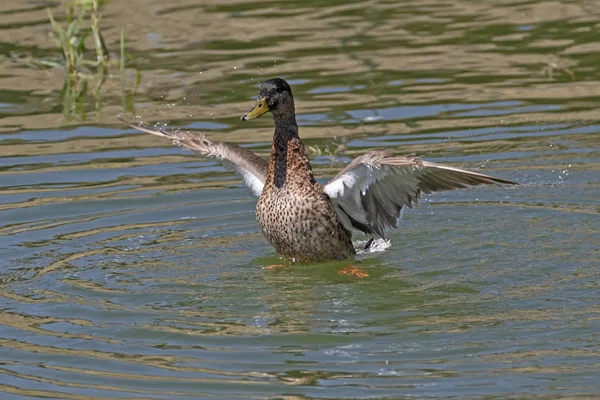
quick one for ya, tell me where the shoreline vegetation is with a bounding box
[14,0,140,122]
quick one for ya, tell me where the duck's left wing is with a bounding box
[323,151,516,238]
[119,117,268,197]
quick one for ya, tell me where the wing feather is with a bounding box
[119,117,268,197]
[323,151,516,238]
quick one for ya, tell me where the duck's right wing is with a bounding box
[118,117,268,197]
[323,151,517,238]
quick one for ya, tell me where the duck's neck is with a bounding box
[274,114,298,133]
[268,119,316,189]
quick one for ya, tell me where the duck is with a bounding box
[118,78,516,263]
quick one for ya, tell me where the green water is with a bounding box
[0,0,599,398]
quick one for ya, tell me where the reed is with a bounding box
[44,0,139,120]
[47,0,110,76]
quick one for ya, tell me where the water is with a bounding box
[1,0,599,398]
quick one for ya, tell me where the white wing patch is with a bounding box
[324,163,384,199]
[323,171,354,198]
[222,159,264,197]
[324,163,394,233]
[239,169,264,197]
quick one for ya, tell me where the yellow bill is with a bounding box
[241,97,269,121]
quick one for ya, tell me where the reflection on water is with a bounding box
[1,0,599,398]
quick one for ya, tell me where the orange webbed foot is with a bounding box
[338,265,369,278]
[263,264,290,270]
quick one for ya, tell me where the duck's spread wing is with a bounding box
[119,117,268,197]
[323,151,516,238]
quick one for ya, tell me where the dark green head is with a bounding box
[241,78,295,121]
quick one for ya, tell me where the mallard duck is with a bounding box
[119,78,516,263]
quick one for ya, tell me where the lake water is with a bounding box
[0,0,599,398]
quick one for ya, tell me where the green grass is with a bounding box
[43,0,140,121]
[47,0,110,75]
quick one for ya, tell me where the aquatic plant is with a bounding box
[47,0,110,75]
[43,0,139,121]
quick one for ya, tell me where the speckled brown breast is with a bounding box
[256,135,355,262]
[256,184,355,262]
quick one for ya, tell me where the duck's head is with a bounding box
[241,78,295,121]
